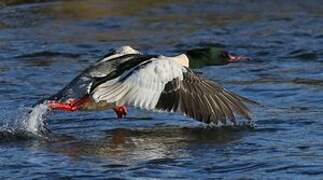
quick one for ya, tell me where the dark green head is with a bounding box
[185,47,250,69]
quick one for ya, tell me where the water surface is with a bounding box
[0,0,323,179]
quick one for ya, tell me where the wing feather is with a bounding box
[90,56,255,125]
[91,58,185,111]
[155,69,256,125]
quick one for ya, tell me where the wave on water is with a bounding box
[0,103,50,141]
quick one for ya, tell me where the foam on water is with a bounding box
[0,103,50,140]
[23,103,50,136]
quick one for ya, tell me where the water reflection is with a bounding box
[45,126,248,164]
[39,0,191,20]
[16,51,81,67]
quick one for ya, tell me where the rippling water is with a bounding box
[1,0,323,179]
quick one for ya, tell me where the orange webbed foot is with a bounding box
[113,105,128,118]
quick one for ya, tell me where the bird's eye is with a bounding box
[220,51,230,59]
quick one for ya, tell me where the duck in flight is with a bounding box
[46,46,256,125]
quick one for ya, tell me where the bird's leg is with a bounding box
[113,105,128,118]
[47,96,90,112]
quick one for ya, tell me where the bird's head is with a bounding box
[185,46,251,68]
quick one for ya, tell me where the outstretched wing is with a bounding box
[91,58,185,110]
[91,57,255,125]
[155,69,256,125]
[48,52,157,102]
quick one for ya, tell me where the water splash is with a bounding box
[23,103,50,136]
[0,103,50,140]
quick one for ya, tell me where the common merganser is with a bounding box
[46,46,256,125]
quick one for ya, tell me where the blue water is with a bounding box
[0,0,323,179]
